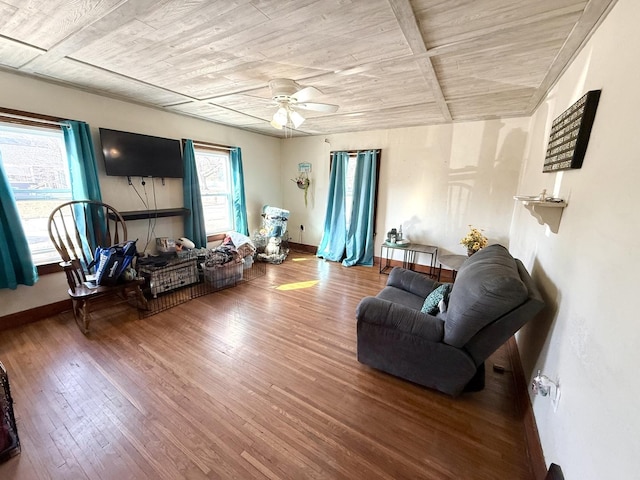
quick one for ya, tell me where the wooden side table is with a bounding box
[437,254,467,282]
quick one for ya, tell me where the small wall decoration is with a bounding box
[298,162,312,173]
[543,89,601,172]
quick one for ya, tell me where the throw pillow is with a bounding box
[421,283,452,315]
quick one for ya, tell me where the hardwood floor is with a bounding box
[0,253,534,479]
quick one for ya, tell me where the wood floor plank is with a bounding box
[0,253,534,479]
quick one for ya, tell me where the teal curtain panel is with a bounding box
[230,147,249,236]
[63,120,102,202]
[182,139,208,248]
[63,120,105,254]
[317,151,348,262]
[0,152,38,289]
[343,150,377,266]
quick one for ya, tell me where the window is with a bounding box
[193,147,234,235]
[345,155,358,225]
[0,122,71,265]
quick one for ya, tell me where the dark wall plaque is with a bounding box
[543,89,601,172]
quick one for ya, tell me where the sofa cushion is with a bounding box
[378,286,425,311]
[443,245,528,348]
[356,297,444,342]
[386,267,435,298]
[421,283,452,315]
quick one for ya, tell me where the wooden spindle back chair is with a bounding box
[48,200,147,333]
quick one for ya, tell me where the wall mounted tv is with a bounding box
[100,128,183,178]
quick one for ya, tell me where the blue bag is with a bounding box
[94,240,137,286]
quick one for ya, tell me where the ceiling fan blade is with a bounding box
[295,102,339,113]
[293,86,322,103]
[290,110,305,128]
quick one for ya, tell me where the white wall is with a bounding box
[0,70,281,316]
[281,118,529,263]
[510,0,639,477]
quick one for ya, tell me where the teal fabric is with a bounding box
[63,120,102,202]
[317,151,348,262]
[421,283,452,315]
[343,150,377,267]
[182,140,207,248]
[0,153,38,289]
[63,120,104,256]
[230,147,249,236]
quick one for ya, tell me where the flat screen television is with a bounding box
[100,128,183,178]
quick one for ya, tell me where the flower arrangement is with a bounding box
[294,176,310,190]
[460,225,488,255]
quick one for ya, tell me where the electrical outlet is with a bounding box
[300,224,304,231]
[532,370,561,412]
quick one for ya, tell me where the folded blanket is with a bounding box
[225,231,256,258]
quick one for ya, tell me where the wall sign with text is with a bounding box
[543,89,601,172]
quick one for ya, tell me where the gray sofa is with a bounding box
[356,244,544,396]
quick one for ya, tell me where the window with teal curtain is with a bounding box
[0,120,72,265]
[0,152,38,289]
[190,142,248,239]
[1,116,103,271]
[230,147,249,236]
[182,139,208,248]
[318,150,378,267]
[317,151,348,262]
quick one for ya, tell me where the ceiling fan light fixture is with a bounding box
[290,110,305,128]
[273,107,288,125]
[268,79,335,131]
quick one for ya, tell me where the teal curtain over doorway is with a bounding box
[343,150,377,266]
[317,150,377,267]
[317,151,348,262]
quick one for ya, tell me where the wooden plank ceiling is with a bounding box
[0,0,616,138]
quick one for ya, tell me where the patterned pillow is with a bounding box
[421,283,452,315]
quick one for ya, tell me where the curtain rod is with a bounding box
[0,107,67,127]
[330,149,381,155]
[190,139,235,151]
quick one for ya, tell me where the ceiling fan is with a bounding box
[268,78,339,130]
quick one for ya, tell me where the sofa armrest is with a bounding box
[356,296,444,342]
[386,267,436,298]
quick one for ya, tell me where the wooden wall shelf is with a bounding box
[115,208,190,221]
[513,196,566,233]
